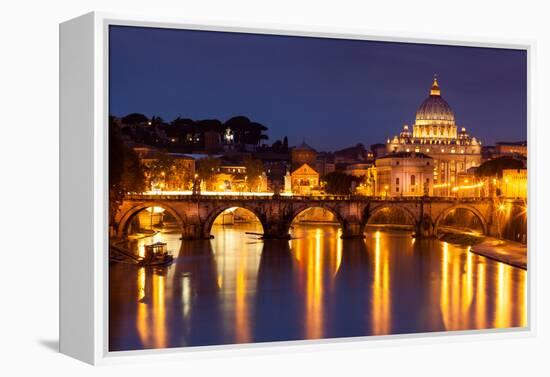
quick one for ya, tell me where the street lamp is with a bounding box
[494,202,508,240]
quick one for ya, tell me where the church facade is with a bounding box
[386,77,482,196]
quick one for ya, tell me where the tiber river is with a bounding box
[109,208,527,351]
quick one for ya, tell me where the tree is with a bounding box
[475,156,525,178]
[243,156,265,191]
[197,157,221,190]
[121,113,149,125]
[271,139,283,152]
[147,153,176,190]
[323,171,362,195]
[109,120,146,226]
[150,115,165,126]
[224,116,269,149]
[282,136,289,152]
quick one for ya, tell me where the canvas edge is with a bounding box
[59,11,97,365]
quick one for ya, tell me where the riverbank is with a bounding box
[471,238,527,270]
[438,232,484,246]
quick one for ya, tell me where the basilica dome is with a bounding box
[415,78,455,126]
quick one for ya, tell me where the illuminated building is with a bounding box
[354,165,377,196]
[206,162,269,193]
[213,163,246,192]
[451,172,484,198]
[345,163,373,177]
[333,144,371,164]
[135,147,196,191]
[496,141,527,158]
[375,152,433,197]
[386,77,482,196]
[284,170,292,193]
[291,163,320,195]
[344,163,376,196]
[501,169,527,198]
[163,154,196,190]
[315,154,336,176]
[370,143,387,159]
[291,141,318,170]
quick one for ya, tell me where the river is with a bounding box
[109,223,527,351]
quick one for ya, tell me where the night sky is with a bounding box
[109,25,527,151]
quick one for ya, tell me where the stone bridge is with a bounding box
[114,194,512,240]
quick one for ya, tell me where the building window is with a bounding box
[396,187,399,193]
[411,175,415,186]
[396,177,400,185]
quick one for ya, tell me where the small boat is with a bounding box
[140,242,174,266]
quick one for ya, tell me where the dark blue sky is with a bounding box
[109,25,527,150]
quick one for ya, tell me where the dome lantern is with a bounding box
[430,75,441,96]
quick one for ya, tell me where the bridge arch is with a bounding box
[116,202,185,239]
[288,204,345,235]
[364,203,419,229]
[433,204,488,235]
[202,205,265,238]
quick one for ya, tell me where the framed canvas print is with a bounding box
[59,12,533,365]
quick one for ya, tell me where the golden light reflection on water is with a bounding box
[111,223,527,351]
[495,263,511,328]
[136,269,168,349]
[475,263,486,328]
[235,251,251,343]
[335,228,343,277]
[291,225,342,340]
[371,230,391,335]
[438,240,526,331]
[211,223,262,344]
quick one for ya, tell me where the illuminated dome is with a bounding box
[415,77,455,126]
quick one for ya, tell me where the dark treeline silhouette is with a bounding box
[323,171,363,195]
[114,113,273,153]
[109,116,146,224]
[475,156,526,178]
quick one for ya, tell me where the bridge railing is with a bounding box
[124,193,496,202]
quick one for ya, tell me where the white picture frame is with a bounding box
[59,11,535,365]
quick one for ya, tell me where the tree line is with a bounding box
[114,113,273,153]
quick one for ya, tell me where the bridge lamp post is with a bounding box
[193,174,200,195]
[258,175,262,192]
[384,185,389,198]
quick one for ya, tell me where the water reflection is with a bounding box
[211,223,263,344]
[371,231,391,335]
[109,223,527,351]
[291,226,339,339]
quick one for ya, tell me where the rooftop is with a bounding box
[377,151,433,160]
